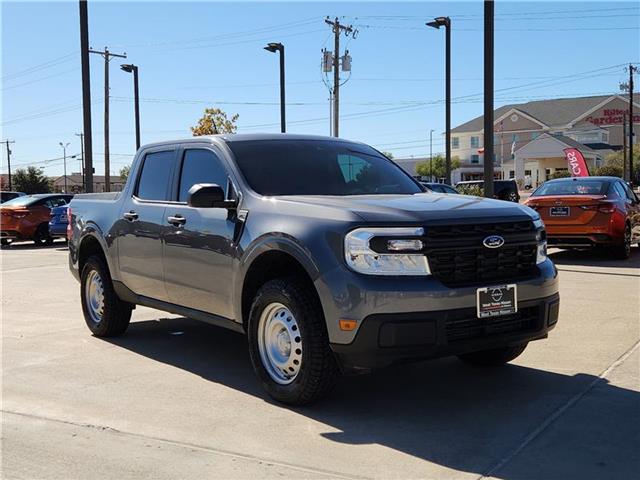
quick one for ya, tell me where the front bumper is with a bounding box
[331,293,559,370]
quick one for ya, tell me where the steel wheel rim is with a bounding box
[85,270,105,324]
[257,302,303,385]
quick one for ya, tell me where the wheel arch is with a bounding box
[237,236,322,331]
[77,229,116,280]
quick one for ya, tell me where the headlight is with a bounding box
[532,218,544,230]
[536,241,548,264]
[344,227,430,276]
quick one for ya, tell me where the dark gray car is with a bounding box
[68,134,559,405]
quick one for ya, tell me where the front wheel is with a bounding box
[458,343,528,366]
[247,277,338,405]
[80,255,132,337]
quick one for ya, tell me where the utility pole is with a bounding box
[75,132,85,191]
[629,64,637,185]
[59,142,70,193]
[79,0,94,193]
[3,140,15,190]
[429,129,434,181]
[89,46,126,192]
[623,113,628,181]
[483,1,495,198]
[324,17,356,137]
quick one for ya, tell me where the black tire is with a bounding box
[458,343,528,366]
[247,277,338,405]
[0,239,10,246]
[80,255,132,337]
[611,224,632,260]
[33,223,53,246]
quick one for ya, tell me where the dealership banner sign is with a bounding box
[563,148,590,177]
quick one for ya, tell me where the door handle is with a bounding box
[123,211,138,221]
[167,214,186,227]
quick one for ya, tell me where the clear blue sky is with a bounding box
[2,0,639,177]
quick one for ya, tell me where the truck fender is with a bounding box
[233,234,321,322]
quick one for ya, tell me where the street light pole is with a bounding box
[59,142,70,193]
[263,43,286,133]
[483,0,495,198]
[120,64,141,149]
[429,129,434,181]
[427,16,452,185]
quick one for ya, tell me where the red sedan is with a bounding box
[0,194,73,246]
[525,176,640,259]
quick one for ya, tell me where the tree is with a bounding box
[120,165,131,182]
[382,151,394,159]
[549,170,571,180]
[12,167,52,194]
[191,108,239,136]
[594,145,640,180]
[415,155,461,179]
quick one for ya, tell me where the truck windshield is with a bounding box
[227,140,422,196]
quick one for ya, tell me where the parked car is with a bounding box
[525,176,640,259]
[0,194,73,245]
[421,182,459,194]
[456,180,520,202]
[0,191,26,203]
[69,134,558,405]
[49,205,70,240]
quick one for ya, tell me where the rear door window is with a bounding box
[136,150,175,201]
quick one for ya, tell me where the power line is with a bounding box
[1,67,79,91]
[1,52,78,82]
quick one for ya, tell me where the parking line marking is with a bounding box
[556,267,640,278]
[479,338,640,479]
[2,410,370,480]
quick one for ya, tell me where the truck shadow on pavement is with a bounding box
[107,318,640,479]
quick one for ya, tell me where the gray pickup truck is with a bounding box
[69,134,559,405]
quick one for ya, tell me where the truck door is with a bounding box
[162,146,237,318]
[116,148,177,301]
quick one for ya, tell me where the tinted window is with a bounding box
[620,182,638,202]
[533,179,607,196]
[45,197,68,208]
[612,182,627,199]
[178,149,228,202]
[441,185,458,194]
[228,140,421,196]
[136,151,175,201]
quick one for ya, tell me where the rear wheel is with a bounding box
[33,224,53,246]
[458,343,528,366]
[611,224,631,260]
[507,191,519,202]
[0,239,10,246]
[80,255,132,337]
[247,277,338,405]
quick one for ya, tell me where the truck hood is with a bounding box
[276,193,536,224]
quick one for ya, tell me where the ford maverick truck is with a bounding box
[69,134,559,405]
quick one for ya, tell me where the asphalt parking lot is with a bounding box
[2,242,639,479]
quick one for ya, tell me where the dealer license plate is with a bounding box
[476,284,517,318]
[550,206,570,217]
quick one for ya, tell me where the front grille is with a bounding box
[446,306,540,343]
[425,221,538,287]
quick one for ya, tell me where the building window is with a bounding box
[470,136,479,148]
[470,154,479,164]
[511,134,519,142]
[509,170,515,179]
[452,137,459,149]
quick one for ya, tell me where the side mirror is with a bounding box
[187,183,236,209]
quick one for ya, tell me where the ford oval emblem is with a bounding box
[483,235,505,249]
